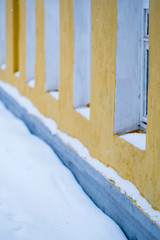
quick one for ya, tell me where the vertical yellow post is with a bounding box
[144,0,160,208]
[35,0,45,93]
[90,0,117,161]
[13,0,19,73]
[59,0,74,129]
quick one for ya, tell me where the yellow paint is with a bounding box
[13,0,19,73]
[1,0,160,216]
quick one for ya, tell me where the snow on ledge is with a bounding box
[27,79,35,88]
[120,133,146,151]
[0,64,6,70]
[49,91,59,101]
[15,71,20,77]
[0,79,160,225]
[76,106,90,120]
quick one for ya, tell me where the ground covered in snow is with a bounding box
[0,101,127,240]
[1,81,160,225]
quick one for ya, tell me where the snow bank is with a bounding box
[0,101,126,240]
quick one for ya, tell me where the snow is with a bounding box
[27,79,35,88]
[0,64,6,70]
[76,106,90,120]
[0,80,160,225]
[0,101,127,240]
[49,90,59,100]
[15,71,20,78]
[120,133,146,151]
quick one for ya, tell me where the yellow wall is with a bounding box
[1,0,160,214]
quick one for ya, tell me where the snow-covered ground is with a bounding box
[0,81,160,226]
[0,101,127,240]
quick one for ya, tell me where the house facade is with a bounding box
[0,0,160,239]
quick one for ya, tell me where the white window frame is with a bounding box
[140,1,149,130]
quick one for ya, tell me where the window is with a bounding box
[140,8,149,128]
